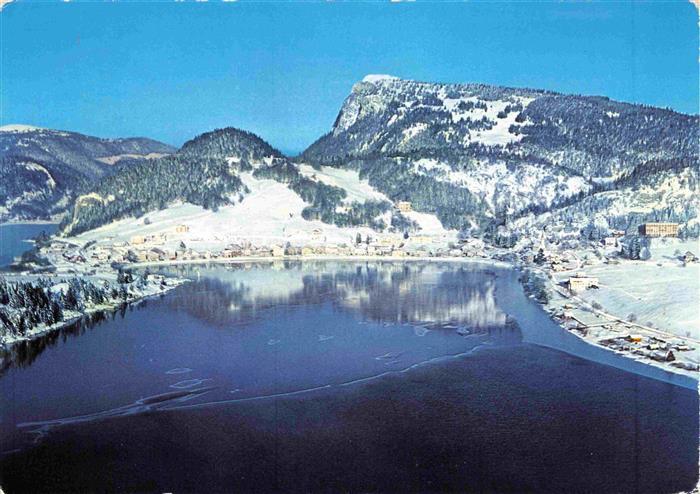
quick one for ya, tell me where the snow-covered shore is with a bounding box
[0,272,187,350]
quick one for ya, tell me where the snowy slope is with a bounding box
[297,164,389,204]
[75,171,455,249]
[568,257,700,341]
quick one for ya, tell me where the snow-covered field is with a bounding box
[574,259,699,340]
[75,171,456,250]
[548,240,700,344]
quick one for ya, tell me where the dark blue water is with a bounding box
[0,261,697,493]
[0,223,58,267]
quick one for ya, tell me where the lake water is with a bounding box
[0,223,59,268]
[0,261,697,493]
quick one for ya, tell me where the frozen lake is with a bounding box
[0,261,697,493]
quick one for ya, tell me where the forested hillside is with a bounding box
[0,125,175,222]
[63,128,395,235]
[39,76,700,240]
[62,154,246,235]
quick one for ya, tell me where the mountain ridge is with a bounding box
[18,75,699,241]
[0,125,175,223]
[300,75,698,235]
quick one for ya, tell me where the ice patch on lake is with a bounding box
[318,335,335,342]
[413,326,431,337]
[166,367,193,375]
[267,339,281,346]
[17,386,217,444]
[170,378,212,389]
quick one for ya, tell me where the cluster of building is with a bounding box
[599,333,697,368]
[637,222,679,238]
[38,221,492,269]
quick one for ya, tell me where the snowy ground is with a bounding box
[543,239,700,374]
[74,171,456,251]
[573,259,699,340]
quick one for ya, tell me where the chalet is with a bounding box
[175,224,190,234]
[397,201,412,213]
[651,350,675,362]
[311,229,324,241]
[638,222,679,237]
[683,251,697,263]
[129,235,146,245]
[222,245,243,258]
[567,274,599,292]
[375,245,393,256]
[146,248,167,261]
[301,246,314,257]
[391,249,407,258]
[271,245,285,257]
[324,245,340,256]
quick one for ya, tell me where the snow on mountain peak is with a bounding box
[0,124,44,133]
[362,74,399,83]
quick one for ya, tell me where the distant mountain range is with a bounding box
[0,125,175,222]
[6,75,698,239]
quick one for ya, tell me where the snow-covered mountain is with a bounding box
[63,128,420,241]
[0,125,175,222]
[57,76,699,242]
[302,75,698,234]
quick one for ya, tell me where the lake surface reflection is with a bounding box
[0,261,697,493]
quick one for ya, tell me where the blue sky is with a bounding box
[1,2,698,153]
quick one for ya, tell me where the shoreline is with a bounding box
[0,278,186,353]
[0,220,61,227]
[129,254,513,269]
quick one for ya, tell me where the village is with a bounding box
[523,221,699,378]
[7,195,700,379]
